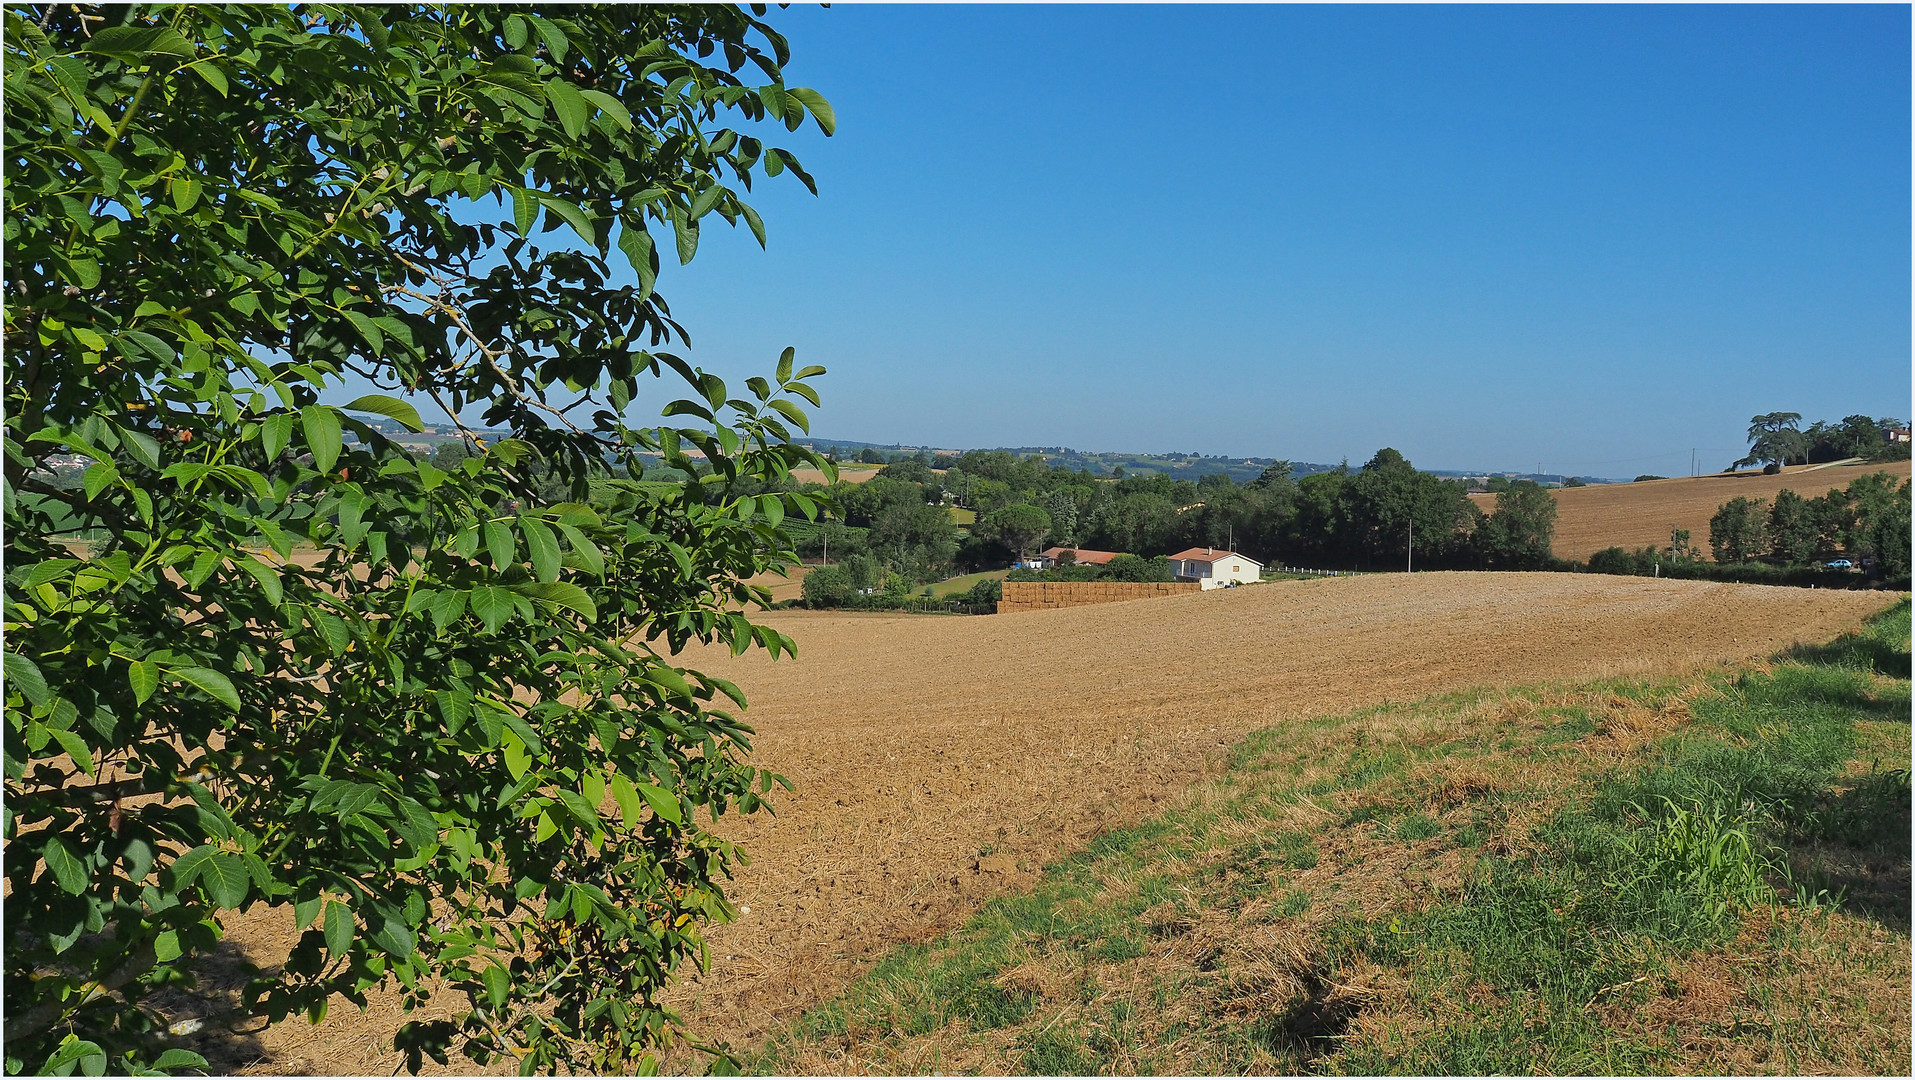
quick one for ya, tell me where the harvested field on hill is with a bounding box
[206,572,1888,1074]
[1470,460,1911,561]
[788,463,882,485]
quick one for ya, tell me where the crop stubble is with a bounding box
[214,572,1885,1074]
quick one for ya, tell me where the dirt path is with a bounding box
[217,572,1889,1073]
[655,572,1889,1058]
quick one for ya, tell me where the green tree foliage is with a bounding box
[857,447,886,465]
[429,440,473,472]
[1042,488,1079,547]
[1766,489,1820,566]
[1737,412,1807,470]
[5,5,836,1073]
[980,504,1051,561]
[1478,481,1559,569]
[1709,497,1769,563]
[1102,554,1174,582]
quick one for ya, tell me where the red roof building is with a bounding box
[1037,547,1124,566]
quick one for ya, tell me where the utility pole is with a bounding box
[1407,516,1413,573]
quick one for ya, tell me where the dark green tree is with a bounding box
[1766,489,1819,566]
[1709,496,1769,563]
[1478,481,1558,569]
[980,504,1051,562]
[1736,412,1807,470]
[5,5,834,1073]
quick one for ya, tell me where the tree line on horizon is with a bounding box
[788,447,1560,607]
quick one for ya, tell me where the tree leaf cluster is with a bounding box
[5,4,833,1073]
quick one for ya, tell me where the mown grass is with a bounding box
[743,600,1911,1076]
[926,569,1008,598]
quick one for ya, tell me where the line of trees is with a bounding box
[779,446,1563,611]
[1706,473,1911,575]
[1736,412,1909,472]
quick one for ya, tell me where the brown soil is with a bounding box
[206,572,1887,1074]
[1468,460,1912,561]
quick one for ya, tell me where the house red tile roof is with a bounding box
[1166,547,1248,563]
[1039,547,1124,565]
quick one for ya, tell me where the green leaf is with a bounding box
[301,405,342,474]
[372,911,415,959]
[341,394,423,433]
[520,517,560,582]
[468,585,513,635]
[128,659,159,705]
[579,88,633,131]
[200,852,250,908]
[511,581,596,622]
[150,1050,210,1073]
[5,652,48,706]
[634,782,683,825]
[170,174,203,212]
[538,193,596,246]
[511,186,538,236]
[645,664,693,703]
[237,556,283,605]
[617,224,656,294]
[767,399,810,434]
[545,77,589,139]
[42,1037,107,1078]
[610,773,643,825]
[324,900,353,958]
[483,519,515,571]
[171,666,239,711]
[555,522,604,576]
[189,61,228,98]
[501,730,530,780]
[483,963,510,1009]
[787,87,836,136]
[84,25,197,59]
[120,428,161,470]
[51,728,94,776]
[42,834,88,895]
[672,212,699,265]
[261,413,292,459]
[152,930,182,962]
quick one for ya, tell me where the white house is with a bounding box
[1166,547,1262,589]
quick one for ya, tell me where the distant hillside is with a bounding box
[1468,459,1913,561]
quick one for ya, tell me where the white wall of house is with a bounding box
[1172,553,1262,589]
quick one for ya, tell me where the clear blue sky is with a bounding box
[390,5,1915,477]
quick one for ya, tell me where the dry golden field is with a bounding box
[787,463,883,486]
[202,572,1889,1074]
[1471,460,1912,561]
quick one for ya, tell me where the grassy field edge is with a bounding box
[737,600,1911,1076]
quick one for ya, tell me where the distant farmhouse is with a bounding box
[1166,548,1262,589]
[1027,547,1124,570]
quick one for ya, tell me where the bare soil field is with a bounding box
[206,572,1889,1074]
[1469,460,1911,562]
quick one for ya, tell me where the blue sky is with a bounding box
[394,5,1915,477]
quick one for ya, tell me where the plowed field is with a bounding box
[1470,460,1911,561]
[216,572,1889,1074]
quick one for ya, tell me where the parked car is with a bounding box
[1824,558,1854,570]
